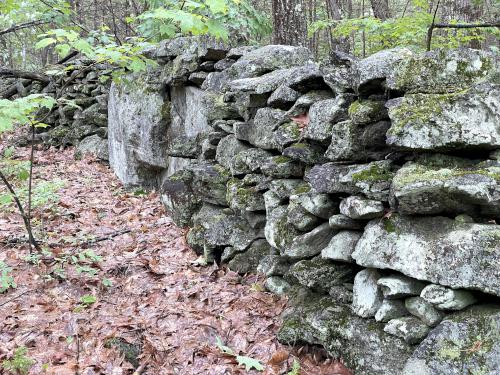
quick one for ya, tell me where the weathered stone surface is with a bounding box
[268,85,301,109]
[227,45,312,79]
[384,317,430,344]
[329,214,364,230]
[215,135,250,170]
[306,160,395,201]
[268,179,310,199]
[265,276,291,295]
[201,91,240,121]
[287,63,327,92]
[273,121,302,149]
[257,255,291,276]
[228,68,296,94]
[321,51,358,94]
[265,205,301,252]
[108,77,169,187]
[231,148,273,175]
[405,297,444,327]
[321,230,362,262]
[287,200,321,231]
[377,274,426,299]
[283,143,327,165]
[261,156,304,178]
[386,83,500,151]
[228,239,275,274]
[348,99,388,125]
[302,95,354,145]
[291,192,338,219]
[237,107,285,150]
[387,48,499,94]
[420,284,477,311]
[185,161,231,206]
[166,135,201,158]
[286,257,355,294]
[188,71,208,86]
[402,305,500,375]
[340,196,385,219]
[226,178,265,212]
[325,120,390,162]
[278,294,413,375]
[283,223,337,259]
[352,214,500,296]
[375,300,409,323]
[352,268,384,318]
[390,155,500,218]
[285,90,334,117]
[75,134,109,160]
[356,48,413,95]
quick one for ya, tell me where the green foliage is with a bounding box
[287,359,301,375]
[215,336,264,371]
[0,95,56,132]
[0,261,16,293]
[1,346,35,375]
[80,294,97,305]
[137,0,270,42]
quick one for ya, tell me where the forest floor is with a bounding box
[0,144,351,375]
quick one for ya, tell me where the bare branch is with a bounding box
[0,20,50,37]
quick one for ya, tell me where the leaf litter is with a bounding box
[0,141,352,375]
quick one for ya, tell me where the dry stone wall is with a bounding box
[105,39,499,375]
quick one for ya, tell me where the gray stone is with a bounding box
[227,45,312,79]
[261,156,304,178]
[287,63,327,92]
[268,85,301,109]
[348,99,388,125]
[226,46,258,59]
[340,196,385,219]
[257,255,291,276]
[231,148,273,175]
[375,300,409,323]
[329,215,364,230]
[325,120,391,162]
[402,305,500,375]
[75,134,109,160]
[201,91,240,121]
[166,134,200,158]
[384,317,430,344]
[352,268,384,318]
[215,135,250,170]
[278,295,413,375]
[386,83,500,151]
[285,90,334,117]
[357,48,414,95]
[287,200,321,231]
[263,191,284,214]
[321,51,358,94]
[228,67,295,94]
[283,143,327,165]
[390,155,500,218]
[420,284,478,311]
[328,285,354,304]
[265,205,301,252]
[290,192,338,219]
[185,161,231,206]
[285,257,355,294]
[241,211,267,229]
[221,246,240,263]
[240,107,285,150]
[228,239,275,274]
[214,58,235,71]
[377,274,426,299]
[405,297,444,327]
[387,48,499,94]
[321,230,362,262]
[226,178,265,212]
[305,160,395,201]
[268,179,310,200]
[273,121,302,149]
[302,95,354,145]
[352,214,500,297]
[188,71,208,86]
[283,223,337,259]
[265,276,291,295]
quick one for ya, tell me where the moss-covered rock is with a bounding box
[348,99,388,125]
[226,178,265,212]
[228,239,276,274]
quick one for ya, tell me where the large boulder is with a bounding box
[386,83,500,151]
[352,214,500,297]
[390,155,500,218]
[387,48,499,94]
[403,305,500,375]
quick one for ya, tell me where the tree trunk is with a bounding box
[371,0,391,20]
[272,0,308,46]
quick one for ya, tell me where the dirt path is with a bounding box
[0,146,349,374]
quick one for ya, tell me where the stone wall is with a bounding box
[0,59,111,158]
[108,39,499,374]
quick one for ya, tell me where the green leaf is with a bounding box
[236,355,264,371]
[36,37,56,49]
[215,336,234,355]
[206,0,228,14]
[80,294,97,305]
[0,193,13,206]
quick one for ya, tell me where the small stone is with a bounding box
[273,121,302,149]
[283,143,327,165]
[352,268,384,318]
[329,214,365,230]
[226,179,265,212]
[268,85,301,110]
[321,230,362,262]
[384,317,430,345]
[228,239,274,274]
[291,193,338,219]
[265,276,291,295]
[340,196,385,219]
[283,223,337,259]
[215,135,250,170]
[257,255,290,276]
[265,205,301,252]
[375,300,409,322]
[287,200,321,231]
[377,275,426,299]
[261,156,304,178]
[420,284,477,310]
[221,246,239,263]
[405,297,444,327]
[231,148,273,175]
[348,99,388,125]
[329,285,354,304]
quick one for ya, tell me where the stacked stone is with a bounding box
[0,60,112,157]
[108,39,500,375]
